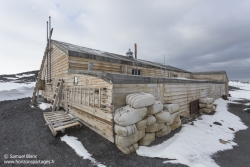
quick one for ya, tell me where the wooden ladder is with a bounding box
[30,45,49,106]
[51,79,64,111]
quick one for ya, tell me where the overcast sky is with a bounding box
[0,0,249,81]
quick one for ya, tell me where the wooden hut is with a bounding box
[31,40,228,143]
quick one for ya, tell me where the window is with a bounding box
[74,76,78,85]
[132,69,141,75]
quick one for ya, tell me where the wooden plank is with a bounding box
[54,122,80,131]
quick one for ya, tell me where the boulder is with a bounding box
[136,119,148,130]
[114,105,147,126]
[126,93,155,108]
[115,129,145,148]
[155,111,171,123]
[199,103,213,109]
[200,108,212,114]
[163,104,179,114]
[170,115,181,131]
[156,125,171,137]
[117,143,139,154]
[114,124,137,137]
[199,97,214,104]
[146,115,156,126]
[147,101,163,115]
[138,133,155,146]
[146,123,164,133]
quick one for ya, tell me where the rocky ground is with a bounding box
[0,96,249,167]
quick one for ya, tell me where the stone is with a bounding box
[146,123,164,133]
[147,101,163,115]
[115,129,145,148]
[114,124,137,137]
[163,104,179,114]
[155,111,171,123]
[155,125,171,137]
[126,93,155,108]
[138,133,155,146]
[114,105,147,126]
[213,122,222,126]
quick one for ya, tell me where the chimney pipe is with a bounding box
[134,43,137,59]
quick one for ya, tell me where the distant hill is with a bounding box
[0,70,38,83]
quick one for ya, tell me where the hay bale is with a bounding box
[165,111,181,125]
[114,105,147,126]
[146,123,164,133]
[199,97,214,104]
[163,104,179,114]
[115,129,145,148]
[199,103,213,109]
[155,111,171,123]
[146,115,156,126]
[200,108,212,114]
[170,115,181,131]
[126,93,155,108]
[136,119,148,130]
[138,133,155,146]
[156,125,171,137]
[147,101,163,115]
[114,124,137,137]
[117,143,139,154]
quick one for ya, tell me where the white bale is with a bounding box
[114,124,137,137]
[200,108,212,114]
[117,143,139,154]
[170,115,181,131]
[136,119,148,130]
[147,101,163,115]
[199,103,213,109]
[126,93,155,109]
[138,133,155,146]
[146,115,156,126]
[155,111,171,123]
[114,105,147,126]
[163,104,179,114]
[146,123,164,133]
[156,125,171,137]
[211,105,216,111]
[199,97,214,104]
[165,111,181,125]
[115,129,145,148]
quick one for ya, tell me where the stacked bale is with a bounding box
[114,92,182,154]
[199,97,216,114]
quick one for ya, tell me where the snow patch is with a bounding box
[244,103,250,106]
[61,135,105,167]
[38,103,50,110]
[16,74,35,78]
[136,98,248,167]
[243,108,250,111]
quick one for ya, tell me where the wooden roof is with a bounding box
[52,40,190,73]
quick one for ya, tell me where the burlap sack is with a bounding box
[114,105,147,126]
[200,108,212,114]
[170,115,181,131]
[146,123,164,133]
[126,93,155,108]
[156,125,171,137]
[114,124,137,137]
[165,111,181,125]
[117,143,139,154]
[199,103,213,109]
[115,129,145,148]
[135,119,148,130]
[147,101,163,115]
[163,104,179,114]
[211,105,216,111]
[199,97,214,104]
[155,111,171,123]
[146,115,156,126]
[138,133,155,146]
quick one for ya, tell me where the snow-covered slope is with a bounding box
[229,81,250,99]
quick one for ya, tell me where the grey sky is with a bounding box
[0,0,249,81]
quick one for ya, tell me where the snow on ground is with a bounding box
[244,103,250,106]
[38,102,50,110]
[0,82,35,101]
[61,135,105,167]
[229,81,250,100]
[137,98,248,167]
[16,74,35,78]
